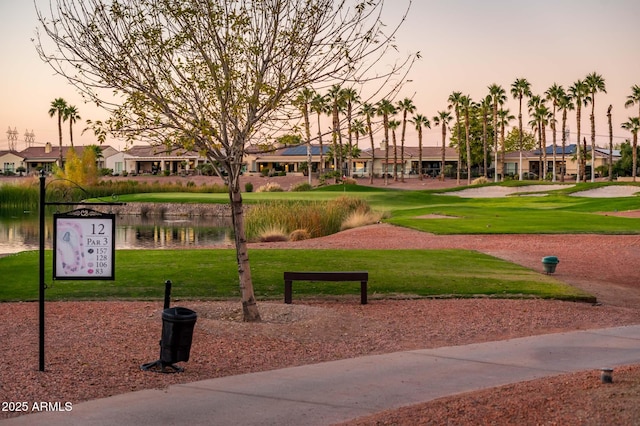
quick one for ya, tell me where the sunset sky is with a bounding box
[1,0,639,151]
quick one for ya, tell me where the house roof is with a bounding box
[0,150,24,158]
[279,145,331,156]
[17,145,115,162]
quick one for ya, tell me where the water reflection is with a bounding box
[0,208,234,255]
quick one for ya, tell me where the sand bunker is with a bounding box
[445,185,572,198]
[571,185,640,198]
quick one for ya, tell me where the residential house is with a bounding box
[13,143,118,175]
[0,150,27,175]
[120,145,207,175]
[245,143,460,178]
[501,144,620,179]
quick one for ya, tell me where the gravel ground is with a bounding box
[2,177,640,424]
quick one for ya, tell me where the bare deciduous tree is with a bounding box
[35,0,415,321]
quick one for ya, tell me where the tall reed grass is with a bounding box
[0,179,227,208]
[244,196,375,242]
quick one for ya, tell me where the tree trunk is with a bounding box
[440,126,446,181]
[590,101,596,182]
[465,114,471,185]
[633,134,637,182]
[608,105,613,181]
[228,172,261,322]
[368,118,374,184]
[58,114,64,167]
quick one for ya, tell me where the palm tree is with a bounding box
[433,110,453,180]
[545,84,565,182]
[497,108,515,175]
[310,92,329,173]
[534,103,552,179]
[557,93,574,182]
[48,97,68,167]
[388,119,400,181]
[625,84,640,120]
[568,79,590,182]
[488,84,506,182]
[360,102,377,183]
[340,88,360,178]
[448,91,464,184]
[327,84,345,173]
[585,72,607,182]
[397,98,416,182]
[528,95,543,179]
[459,95,473,184]
[621,117,640,181]
[624,84,640,181]
[511,78,532,181]
[64,104,81,148]
[376,99,396,185]
[294,88,315,185]
[479,95,492,178]
[350,118,366,176]
[409,114,431,180]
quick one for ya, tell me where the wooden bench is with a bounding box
[284,271,369,304]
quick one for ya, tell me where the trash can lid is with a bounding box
[541,256,559,263]
[162,306,197,320]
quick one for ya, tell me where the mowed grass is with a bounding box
[5,182,637,303]
[110,182,640,235]
[0,249,591,302]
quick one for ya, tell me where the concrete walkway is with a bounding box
[3,325,640,426]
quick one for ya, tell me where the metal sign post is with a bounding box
[38,172,123,371]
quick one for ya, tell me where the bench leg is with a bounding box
[284,280,293,304]
[361,281,368,305]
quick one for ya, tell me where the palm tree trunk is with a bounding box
[58,113,63,167]
[367,118,375,184]
[576,105,582,183]
[465,118,471,185]
[608,105,613,181]
[518,97,523,181]
[440,126,446,181]
[633,133,637,182]
[317,113,324,173]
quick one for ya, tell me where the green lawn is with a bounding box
[6,182,636,303]
[111,182,640,235]
[0,249,591,303]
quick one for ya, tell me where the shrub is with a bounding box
[245,182,254,192]
[472,176,489,185]
[258,225,288,242]
[319,170,341,185]
[289,229,311,241]
[256,182,283,192]
[340,210,383,231]
[290,182,313,192]
[342,177,357,185]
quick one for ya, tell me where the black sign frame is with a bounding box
[53,208,116,280]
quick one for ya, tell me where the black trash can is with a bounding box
[160,307,197,364]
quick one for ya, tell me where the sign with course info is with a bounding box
[53,209,115,280]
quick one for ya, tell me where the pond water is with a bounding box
[0,208,234,255]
